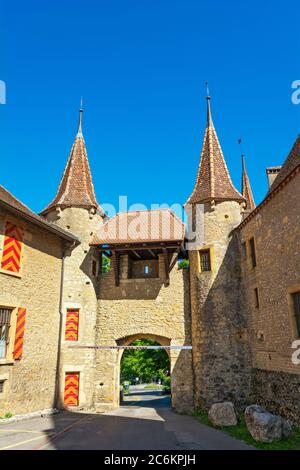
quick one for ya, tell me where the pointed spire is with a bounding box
[41,104,104,216]
[186,90,245,205]
[241,154,255,211]
[205,82,213,128]
[77,98,84,138]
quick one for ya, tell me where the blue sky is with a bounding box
[1,0,300,214]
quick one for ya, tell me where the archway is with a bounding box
[117,335,171,408]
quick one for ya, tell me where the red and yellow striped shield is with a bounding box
[13,307,27,360]
[64,373,79,407]
[65,310,79,341]
[1,222,23,273]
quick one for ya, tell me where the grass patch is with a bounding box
[144,384,162,389]
[193,409,300,450]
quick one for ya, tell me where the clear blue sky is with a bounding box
[1,0,300,214]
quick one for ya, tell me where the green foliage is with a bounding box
[162,376,171,393]
[120,339,170,384]
[178,259,189,270]
[101,254,111,273]
[0,412,13,419]
[193,409,300,450]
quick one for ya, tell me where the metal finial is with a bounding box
[205,82,213,127]
[77,98,84,137]
[205,81,210,98]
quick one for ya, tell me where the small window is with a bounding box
[92,260,97,276]
[199,249,211,272]
[249,238,257,268]
[254,288,260,308]
[0,308,12,359]
[292,292,300,338]
[144,265,149,275]
[0,380,4,393]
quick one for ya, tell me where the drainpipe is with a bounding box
[53,243,68,409]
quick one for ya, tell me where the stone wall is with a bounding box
[0,208,63,415]
[251,369,300,424]
[93,253,194,413]
[240,171,300,420]
[189,200,252,411]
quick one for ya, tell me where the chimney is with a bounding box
[266,166,282,189]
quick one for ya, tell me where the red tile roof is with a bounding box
[41,131,103,215]
[242,155,255,211]
[268,133,300,195]
[90,209,185,245]
[0,184,79,243]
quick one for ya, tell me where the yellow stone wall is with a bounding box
[0,208,63,416]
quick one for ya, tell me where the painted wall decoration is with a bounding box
[1,221,23,273]
[65,309,79,341]
[13,307,27,360]
[64,373,79,406]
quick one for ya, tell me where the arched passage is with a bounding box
[119,337,171,408]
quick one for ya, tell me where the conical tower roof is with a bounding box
[41,104,103,216]
[241,154,255,211]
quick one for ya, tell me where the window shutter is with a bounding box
[13,308,27,360]
[65,310,79,341]
[1,222,23,273]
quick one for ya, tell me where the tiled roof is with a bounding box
[242,155,255,211]
[186,97,245,205]
[0,184,79,243]
[41,110,103,216]
[239,132,300,229]
[268,133,300,195]
[90,209,185,245]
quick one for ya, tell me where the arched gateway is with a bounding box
[90,210,194,413]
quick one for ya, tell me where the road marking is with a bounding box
[0,433,55,450]
[0,429,50,434]
[34,414,92,450]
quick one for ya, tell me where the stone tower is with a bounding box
[41,105,105,409]
[187,94,251,410]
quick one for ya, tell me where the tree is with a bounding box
[120,339,170,384]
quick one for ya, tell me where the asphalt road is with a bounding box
[0,386,252,450]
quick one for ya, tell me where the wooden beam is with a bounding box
[96,243,182,252]
[148,249,156,257]
[163,248,170,285]
[132,250,141,259]
[112,251,120,287]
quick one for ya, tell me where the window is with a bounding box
[0,380,4,393]
[249,238,256,268]
[199,249,211,272]
[292,292,300,338]
[65,309,79,341]
[130,260,158,279]
[242,242,247,259]
[0,308,12,359]
[254,288,260,308]
[1,222,23,273]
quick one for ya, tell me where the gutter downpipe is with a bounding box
[54,242,68,409]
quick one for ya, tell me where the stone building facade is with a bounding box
[0,186,78,416]
[1,96,300,422]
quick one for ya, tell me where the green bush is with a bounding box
[178,259,189,270]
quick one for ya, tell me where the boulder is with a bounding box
[208,401,237,427]
[245,405,292,443]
